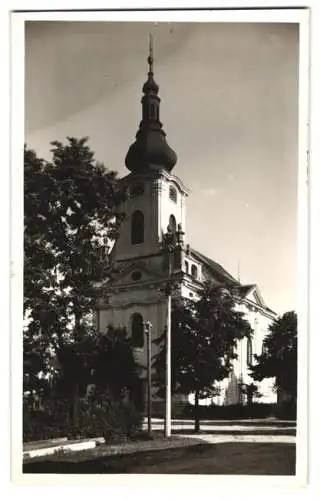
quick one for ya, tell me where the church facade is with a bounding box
[96,41,277,411]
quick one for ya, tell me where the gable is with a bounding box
[107,261,163,288]
[246,286,266,309]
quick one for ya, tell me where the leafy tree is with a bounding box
[153,283,253,432]
[24,137,126,424]
[91,325,141,402]
[250,311,297,402]
[239,383,262,406]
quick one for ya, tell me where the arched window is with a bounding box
[191,264,197,279]
[185,261,189,274]
[169,214,176,233]
[169,186,177,203]
[131,313,144,348]
[149,103,158,121]
[131,210,144,245]
[247,338,253,366]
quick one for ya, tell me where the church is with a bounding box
[96,39,277,411]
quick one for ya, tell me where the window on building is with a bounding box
[169,214,176,233]
[169,186,177,203]
[131,210,144,244]
[130,183,144,198]
[131,313,144,348]
[149,102,159,120]
[185,261,189,274]
[247,337,253,366]
[131,271,142,281]
[191,264,198,279]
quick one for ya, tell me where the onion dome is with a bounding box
[125,35,177,174]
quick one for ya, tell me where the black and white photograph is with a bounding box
[10,6,310,485]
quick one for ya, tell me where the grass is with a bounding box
[23,434,203,463]
[23,440,296,475]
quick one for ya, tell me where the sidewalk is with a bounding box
[142,418,296,435]
[23,419,296,460]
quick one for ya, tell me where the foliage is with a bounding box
[79,392,143,442]
[179,402,278,420]
[239,383,262,405]
[23,404,70,442]
[250,311,297,401]
[23,392,143,443]
[153,282,253,431]
[23,138,126,424]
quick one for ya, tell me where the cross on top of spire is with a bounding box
[148,33,154,74]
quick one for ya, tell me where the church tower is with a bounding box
[112,35,189,263]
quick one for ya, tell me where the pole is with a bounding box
[165,251,172,437]
[147,322,152,434]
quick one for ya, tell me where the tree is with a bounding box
[239,383,262,406]
[153,283,253,432]
[250,311,297,403]
[90,325,141,401]
[24,138,126,424]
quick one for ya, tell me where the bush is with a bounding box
[179,403,278,420]
[274,400,297,420]
[23,394,143,443]
[79,394,143,442]
[23,406,70,442]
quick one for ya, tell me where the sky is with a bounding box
[25,21,299,314]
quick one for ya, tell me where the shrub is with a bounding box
[179,402,278,420]
[274,400,297,420]
[23,406,70,442]
[23,393,144,442]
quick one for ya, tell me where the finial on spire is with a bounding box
[148,33,154,74]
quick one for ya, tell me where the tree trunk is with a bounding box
[194,390,200,433]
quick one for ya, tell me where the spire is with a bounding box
[148,33,154,74]
[125,35,177,174]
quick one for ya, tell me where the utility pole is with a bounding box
[165,255,172,438]
[144,320,152,434]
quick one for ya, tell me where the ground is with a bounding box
[23,441,296,475]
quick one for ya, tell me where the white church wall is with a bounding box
[158,178,186,236]
[98,299,167,373]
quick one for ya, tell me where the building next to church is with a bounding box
[96,40,277,412]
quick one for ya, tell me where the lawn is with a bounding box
[23,441,296,475]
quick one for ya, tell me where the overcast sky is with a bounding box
[25,21,299,314]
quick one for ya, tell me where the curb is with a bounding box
[23,438,104,459]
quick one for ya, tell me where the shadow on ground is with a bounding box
[23,442,296,475]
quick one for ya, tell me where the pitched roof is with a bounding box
[190,247,239,285]
[190,248,276,315]
[234,284,256,297]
